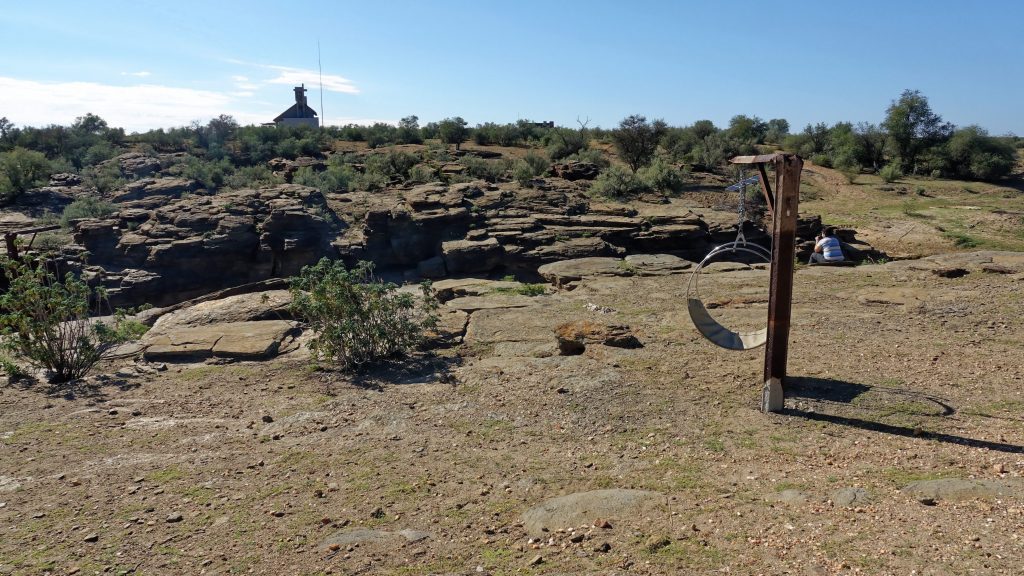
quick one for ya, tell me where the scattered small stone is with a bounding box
[569,533,585,543]
[271,510,285,517]
[328,543,341,552]
[83,532,99,543]
[918,497,937,506]
[107,409,119,416]
[261,415,274,423]
[528,555,543,566]
[594,518,612,529]
[993,463,1006,474]
[594,542,611,553]
[166,513,183,523]
[645,535,670,552]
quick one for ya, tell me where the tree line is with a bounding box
[1,89,1019,203]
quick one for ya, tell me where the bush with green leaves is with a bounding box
[459,155,507,182]
[590,164,650,198]
[545,127,589,161]
[60,197,116,228]
[879,162,902,183]
[636,158,687,194]
[408,164,438,184]
[0,258,147,382]
[0,147,52,202]
[289,259,438,371]
[513,152,550,185]
[225,165,284,189]
[564,148,609,168]
[364,150,419,180]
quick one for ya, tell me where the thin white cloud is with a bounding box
[120,71,152,77]
[265,65,359,94]
[0,76,269,132]
[231,75,249,82]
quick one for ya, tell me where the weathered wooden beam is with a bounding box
[761,153,802,413]
[730,153,782,165]
[756,163,775,211]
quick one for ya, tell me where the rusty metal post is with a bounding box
[761,154,802,412]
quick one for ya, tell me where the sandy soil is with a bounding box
[2,251,1024,575]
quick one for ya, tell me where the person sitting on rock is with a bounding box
[809,226,845,264]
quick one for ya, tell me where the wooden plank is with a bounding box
[730,153,781,165]
[756,163,775,211]
[761,153,802,413]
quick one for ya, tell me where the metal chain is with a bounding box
[734,170,747,248]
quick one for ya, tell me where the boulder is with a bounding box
[554,320,642,355]
[441,237,503,274]
[550,161,599,181]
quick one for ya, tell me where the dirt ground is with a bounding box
[2,248,1024,575]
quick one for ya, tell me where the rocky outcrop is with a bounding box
[73,185,343,308]
[549,161,600,181]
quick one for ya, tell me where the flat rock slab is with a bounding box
[831,487,872,507]
[143,320,299,361]
[431,278,521,301]
[765,489,809,505]
[902,478,1024,502]
[855,287,927,307]
[445,294,536,312]
[321,528,431,549]
[521,489,662,536]
[151,290,292,332]
[538,257,631,286]
[701,261,751,273]
[623,254,695,276]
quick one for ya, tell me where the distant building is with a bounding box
[274,84,318,128]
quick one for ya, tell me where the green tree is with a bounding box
[396,115,422,144]
[945,125,1016,180]
[882,89,953,175]
[611,115,667,172]
[0,147,52,202]
[765,118,790,144]
[438,117,469,151]
[727,115,768,144]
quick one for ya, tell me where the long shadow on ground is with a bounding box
[783,376,1024,454]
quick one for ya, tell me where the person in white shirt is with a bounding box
[809,226,844,264]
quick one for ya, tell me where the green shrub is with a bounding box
[810,154,832,168]
[177,157,234,191]
[879,162,902,183]
[512,152,549,186]
[590,164,650,198]
[637,158,687,193]
[546,127,588,161]
[289,259,439,371]
[459,155,506,182]
[60,197,116,228]
[408,164,438,184]
[81,161,125,195]
[225,165,283,189]
[294,156,356,193]
[0,258,144,382]
[0,147,52,202]
[364,150,419,180]
[565,148,609,168]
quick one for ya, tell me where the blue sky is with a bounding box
[1,0,1021,134]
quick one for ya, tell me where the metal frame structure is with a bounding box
[728,153,803,413]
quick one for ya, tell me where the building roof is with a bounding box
[274,103,318,121]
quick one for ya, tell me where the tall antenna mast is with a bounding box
[317,40,325,129]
